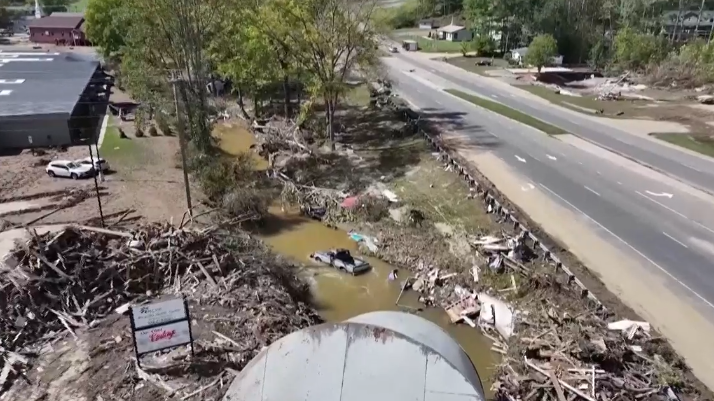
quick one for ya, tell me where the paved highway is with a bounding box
[389,50,714,195]
[382,57,714,315]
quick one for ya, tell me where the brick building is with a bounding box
[27,13,89,46]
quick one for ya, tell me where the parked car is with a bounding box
[75,156,110,172]
[46,160,95,179]
[310,249,371,275]
[388,46,399,53]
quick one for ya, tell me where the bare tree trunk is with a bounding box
[282,74,291,118]
[694,0,706,37]
[236,85,251,119]
[671,0,684,43]
[325,96,336,150]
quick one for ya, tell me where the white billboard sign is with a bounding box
[131,298,187,329]
[134,320,192,354]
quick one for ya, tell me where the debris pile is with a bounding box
[0,222,320,399]
[493,290,688,401]
[384,223,699,401]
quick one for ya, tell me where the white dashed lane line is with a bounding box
[663,232,689,248]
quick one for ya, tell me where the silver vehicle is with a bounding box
[310,249,371,275]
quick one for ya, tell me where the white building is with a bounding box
[510,47,563,66]
[438,24,473,42]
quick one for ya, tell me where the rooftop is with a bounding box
[439,24,466,33]
[0,51,100,117]
[28,15,84,29]
[222,311,486,401]
[49,12,85,17]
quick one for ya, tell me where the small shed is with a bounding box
[402,39,418,52]
[510,47,563,66]
[438,24,472,42]
[418,19,438,29]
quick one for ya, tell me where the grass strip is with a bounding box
[651,133,714,158]
[445,89,569,136]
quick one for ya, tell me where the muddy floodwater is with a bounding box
[216,124,497,386]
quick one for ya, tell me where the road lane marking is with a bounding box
[491,94,499,99]
[546,154,557,161]
[584,186,601,197]
[617,182,622,185]
[539,183,714,310]
[636,191,714,235]
[596,171,601,176]
[663,232,689,248]
[515,155,526,163]
[645,190,674,199]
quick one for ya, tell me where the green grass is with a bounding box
[445,89,569,136]
[100,126,141,164]
[446,56,509,77]
[68,0,89,12]
[651,133,714,158]
[398,35,465,53]
[344,84,371,107]
[391,154,495,232]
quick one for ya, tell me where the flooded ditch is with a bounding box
[214,123,497,385]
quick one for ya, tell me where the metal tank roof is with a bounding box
[222,311,486,401]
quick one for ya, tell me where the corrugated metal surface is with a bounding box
[223,311,486,401]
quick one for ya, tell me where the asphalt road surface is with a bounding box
[382,56,714,316]
[389,50,714,195]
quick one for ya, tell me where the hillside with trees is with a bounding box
[382,0,714,86]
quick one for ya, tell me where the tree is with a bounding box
[471,34,496,56]
[209,0,281,119]
[0,0,11,29]
[460,40,470,56]
[84,0,132,58]
[278,0,379,148]
[122,0,222,152]
[524,34,557,73]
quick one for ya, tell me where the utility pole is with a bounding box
[170,72,194,217]
[87,143,105,227]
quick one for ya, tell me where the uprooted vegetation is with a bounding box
[0,222,321,400]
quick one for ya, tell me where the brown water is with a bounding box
[217,124,497,387]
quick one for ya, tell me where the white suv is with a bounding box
[46,160,95,179]
[75,157,110,172]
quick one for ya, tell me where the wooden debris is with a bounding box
[0,221,322,399]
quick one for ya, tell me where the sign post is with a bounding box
[129,298,194,368]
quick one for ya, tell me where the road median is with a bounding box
[445,89,569,136]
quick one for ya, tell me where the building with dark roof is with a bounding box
[0,51,111,150]
[27,14,89,45]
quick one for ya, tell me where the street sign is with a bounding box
[129,297,194,367]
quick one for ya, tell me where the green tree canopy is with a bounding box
[85,0,133,58]
[525,33,558,72]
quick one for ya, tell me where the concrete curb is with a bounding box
[396,106,605,312]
